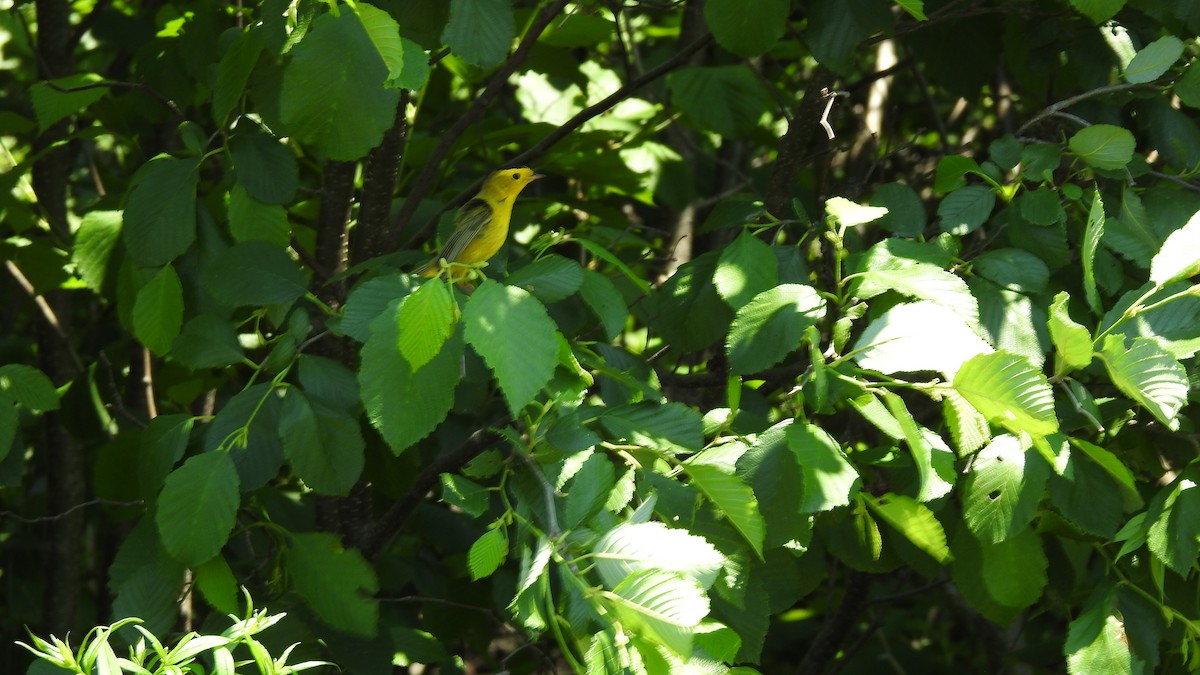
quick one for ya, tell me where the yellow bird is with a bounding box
[416,167,544,278]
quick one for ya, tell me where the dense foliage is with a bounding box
[6,0,1200,672]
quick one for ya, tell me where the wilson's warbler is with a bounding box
[416,167,544,278]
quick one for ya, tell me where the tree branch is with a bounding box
[352,91,410,265]
[765,68,832,219]
[391,0,572,239]
[360,427,503,559]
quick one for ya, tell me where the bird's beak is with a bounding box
[531,173,545,181]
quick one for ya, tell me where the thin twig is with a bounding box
[5,260,85,374]
[42,79,184,120]
[1016,81,1157,135]
[1,499,144,524]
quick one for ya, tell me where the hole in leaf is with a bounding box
[988,490,1001,500]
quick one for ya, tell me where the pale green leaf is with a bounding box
[787,423,862,512]
[1123,35,1183,84]
[1082,191,1106,315]
[853,301,994,378]
[1049,291,1094,371]
[600,402,703,455]
[864,493,951,563]
[565,452,616,529]
[1070,125,1135,170]
[714,231,778,310]
[604,570,709,660]
[953,351,1058,437]
[74,211,123,293]
[211,31,263,125]
[30,73,107,131]
[963,434,1050,543]
[826,196,889,228]
[686,464,765,558]
[1099,334,1189,426]
[942,389,990,456]
[468,527,508,581]
[593,521,725,591]
[881,392,955,501]
[355,3,405,86]
[396,278,457,371]
[853,259,979,326]
[463,280,559,415]
[1150,208,1200,285]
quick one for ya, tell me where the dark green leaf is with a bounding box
[212,30,264,126]
[937,185,995,235]
[288,532,379,637]
[0,364,59,412]
[228,184,289,246]
[123,156,199,267]
[279,390,364,495]
[155,452,240,567]
[667,66,769,137]
[507,255,584,303]
[139,414,193,497]
[704,0,789,57]
[1069,125,1135,170]
[580,270,626,341]
[442,0,515,68]
[601,402,703,455]
[281,11,401,160]
[203,241,307,308]
[229,131,299,205]
[30,73,108,131]
[173,314,243,369]
[133,264,184,356]
[869,183,926,236]
[787,423,861,513]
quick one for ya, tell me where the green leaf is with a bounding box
[360,299,462,454]
[507,255,584,303]
[645,251,734,353]
[338,274,418,342]
[1065,588,1140,675]
[133,264,184,356]
[934,155,984,193]
[704,0,789,57]
[1146,466,1200,576]
[203,241,307,308]
[1020,143,1062,183]
[1069,125,1135,170]
[123,155,199,267]
[714,231,778,310]
[806,0,892,75]
[356,3,405,86]
[881,392,955,502]
[565,452,616,529]
[1082,191,1106,315]
[1104,187,1157,268]
[1017,188,1065,226]
[211,30,264,125]
[962,434,1050,543]
[0,364,60,412]
[1150,207,1200,285]
[1099,335,1188,426]
[440,473,489,517]
[229,131,298,205]
[1068,0,1125,23]
[279,390,364,495]
[593,521,725,591]
[228,184,289,247]
[979,528,1048,608]
[281,11,401,160]
[895,0,927,20]
[937,185,995,235]
[173,314,244,369]
[194,555,240,615]
[139,414,193,497]
[74,211,123,294]
[442,0,515,68]
[667,65,770,138]
[787,423,861,513]
[1123,35,1183,84]
[155,452,240,567]
[853,301,994,377]
[463,280,559,414]
[826,196,889,228]
[288,532,379,637]
[468,527,508,581]
[953,351,1058,437]
[603,570,709,660]
[298,354,360,411]
[30,73,108,131]
[869,183,926,236]
[1099,281,1200,359]
[394,37,431,90]
[1177,63,1200,108]
[853,259,979,326]
[585,632,621,675]
[601,402,703,455]
[735,420,810,548]
[396,278,457,371]
[202,384,283,491]
[863,493,951,563]
[726,284,826,375]
[580,270,627,341]
[972,248,1049,294]
[1048,291,1094,371]
[1050,447,1125,537]
[686,463,765,558]
[942,390,990,456]
[1071,438,1143,510]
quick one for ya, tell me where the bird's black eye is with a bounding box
[512,172,520,180]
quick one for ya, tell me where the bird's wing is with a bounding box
[437,198,493,263]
